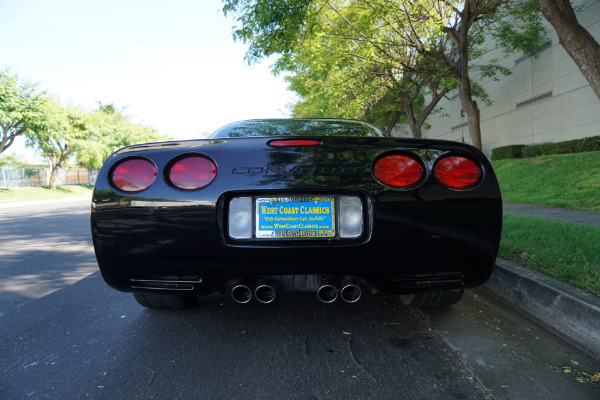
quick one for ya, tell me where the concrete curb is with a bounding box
[485,258,600,358]
[0,197,91,210]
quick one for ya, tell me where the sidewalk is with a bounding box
[0,196,91,210]
[503,202,600,228]
[486,203,600,358]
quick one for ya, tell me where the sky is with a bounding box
[0,0,297,162]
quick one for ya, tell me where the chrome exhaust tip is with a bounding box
[340,284,361,303]
[255,284,276,304]
[231,284,252,304]
[317,284,338,303]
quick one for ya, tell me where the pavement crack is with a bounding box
[142,367,155,387]
[347,338,377,383]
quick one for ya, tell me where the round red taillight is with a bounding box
[111,158,156,193]
[373,153,426,189]
[434,156,482,189]
[168,155,216,190]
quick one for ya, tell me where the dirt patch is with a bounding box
[494,162,514,169]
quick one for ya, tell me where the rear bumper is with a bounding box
[91,195,500,296]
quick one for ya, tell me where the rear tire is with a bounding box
[133,293,198,309]
[399,289,464,307]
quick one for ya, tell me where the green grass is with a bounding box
[492,151,600,211]
[500,214,600,296]
[493,151,600,293]
[0,185,93,202]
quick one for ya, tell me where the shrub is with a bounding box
[492,144,525,160]
[522,136,600,158]
[492,136,600,160]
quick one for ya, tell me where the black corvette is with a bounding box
[91,119,502,309]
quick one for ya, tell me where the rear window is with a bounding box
[210,119,384,138]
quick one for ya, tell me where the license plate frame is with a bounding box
[255,196,336,239]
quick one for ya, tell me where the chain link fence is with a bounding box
[0,167,97,189]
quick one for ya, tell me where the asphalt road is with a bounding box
[1,199,599,400]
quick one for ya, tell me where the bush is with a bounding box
[492,144,525,160]
[492,136,600,160]
[522,136,600,158]
[522,143,554,158]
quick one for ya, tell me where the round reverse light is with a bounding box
[373,153,426,189]
[434,155,482,189]
[111,158,156,193]
[168,155,216,190]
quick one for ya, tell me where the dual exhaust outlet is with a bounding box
[231,280,361,304]
[231,282,276,304]
[317,283,362,304]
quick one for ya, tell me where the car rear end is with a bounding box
[91,120,502,307]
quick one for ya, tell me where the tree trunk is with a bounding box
[454,1,482,150]
[384,111,402,136]
[403,95,422,139]
[412,122,423,139]
[446,62,483,150]
[463,95,482,150]
[1,126,13,154]
[537,0,600,101]
[431,52,483,150]
[48,166,59,191]
[46,152,68,191]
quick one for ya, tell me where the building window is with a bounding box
[515,41,552,66]
[451,122,468,131]
[516,91,553,109]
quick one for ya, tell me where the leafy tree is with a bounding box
[0,68,46,154]
[0,153,26,167]
[25,100,169,189]
[324,1,458,138]
[416,0,502,150]
[283,12,406,134]
[536,0,600,102]
[76,103,169,170]
[26,99,89,190]
[223,0,546,149]
[280,1,455,137]
[379,0,545,149]
[225,0,455,138]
